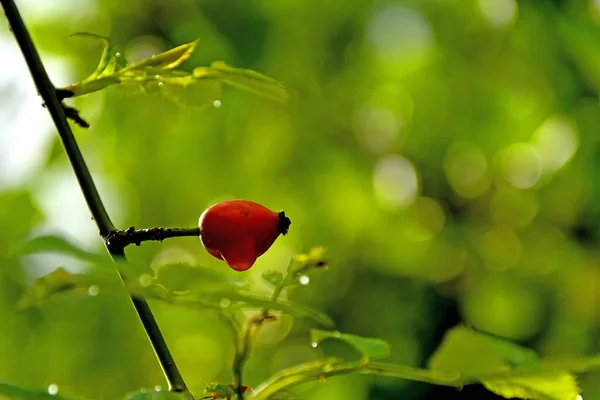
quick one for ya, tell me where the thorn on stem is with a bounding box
[63,104,90,128]
[56,88,74,100]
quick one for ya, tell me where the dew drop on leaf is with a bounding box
[311,341,319,348]
[154,385,161,391]
[155,75,161,79]
[299,275,310,285]
[158,82,164,86]
[88,285,99,296]
[48,384,59,395]
[213,100,222,108]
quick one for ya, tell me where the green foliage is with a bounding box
[311,329,391,361]
[425,325,600,400]
[286,247,328,285]
[4,1,600,399]
[60,36,288,107]
[482,374,580,400]
[193,61,288,103]
[123,389,187,400]
[153,262,244,294]
[13,234,108,264]
[199,382,253,399]
[261,270,284,287]
[0,383,85,400]
[17,267,90,310]
[428,325,540,377]
[15,235,333,327]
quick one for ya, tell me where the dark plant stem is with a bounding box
[0,1,192,398]
[106,226,200,253]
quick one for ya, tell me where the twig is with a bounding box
[249,360,464,400]
[106,226,199,253]
[232,284,284,398]
[0,1,192,398]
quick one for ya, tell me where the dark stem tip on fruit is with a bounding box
[278,211,291,235]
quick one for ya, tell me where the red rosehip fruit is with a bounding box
[198,200,291,271]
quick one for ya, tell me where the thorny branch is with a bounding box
[106,226,200,253]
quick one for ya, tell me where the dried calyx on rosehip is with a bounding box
[198,200,291,271]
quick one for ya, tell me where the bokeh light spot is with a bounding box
[87,285,100,296]
[500,143,542,189]
[479,227,522,270]
[367,5,433,65]
[463,276,543,340]
[138,274,152,287]
[531,115,578,175]
[48,384,59,395]
[444,142,490,199]
[404,197,446,242]
[478,0,518,28]
[373,155,419,210]
[490,188,538,228]
[353,107,400,153]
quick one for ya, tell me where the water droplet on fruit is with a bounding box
[213,100,222,108]
[88,285,99,296]
[138,274,152,287]
[299,275,310,285]
[48,384,59,395]
[220,298,231,308]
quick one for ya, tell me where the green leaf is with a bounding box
[249,359,462,400]
[311,329,390,360]
[70,32,127,81]
[124,388,187,400]
[59,38,287,109]
[200,382,235,399]
[14,235,107,263]
[538,354,600,373]
[153,262,243,294]
[0,382,84,400]
[120,41,198,73]
[262,270,284,287]
[428,325,539,378]
[140,286,334,327]
[16,267,120,310]
[286,247,329,279]
[194,61,288,103]
[17,268,83,309]
[156,78,222,108]
[70,32,113,81]
[482,373,580,400]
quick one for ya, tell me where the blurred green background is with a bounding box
[2,0,600,399]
